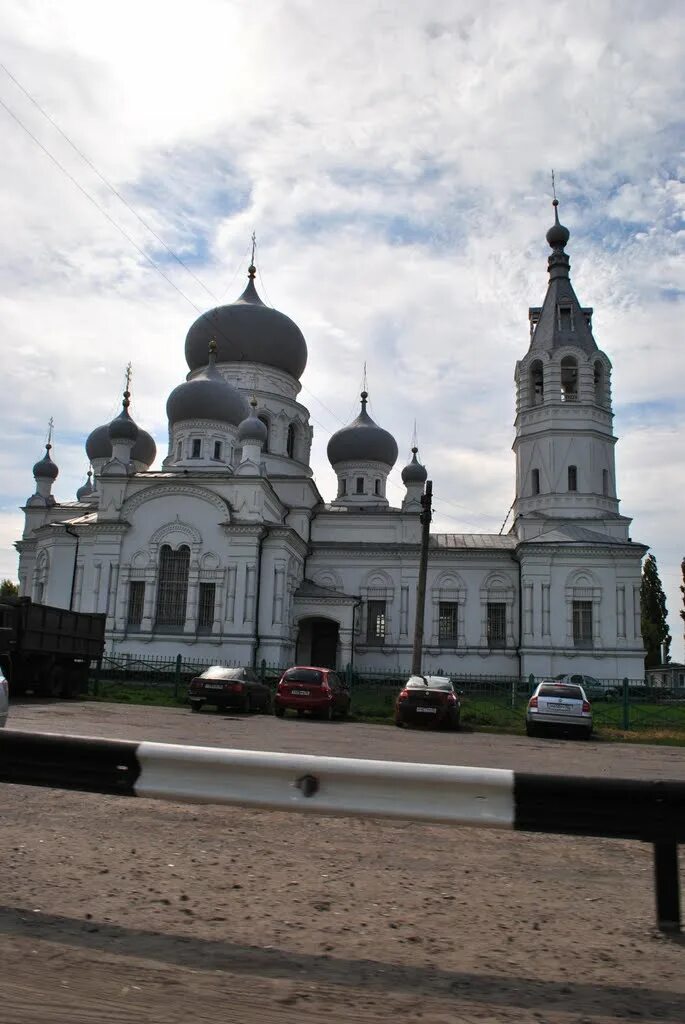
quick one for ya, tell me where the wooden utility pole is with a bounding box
[411,479,432,675]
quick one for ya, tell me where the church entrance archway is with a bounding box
[296,617,339,668]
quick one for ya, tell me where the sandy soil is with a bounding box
[1,701,684,1023]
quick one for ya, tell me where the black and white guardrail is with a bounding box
[1,730,683,932]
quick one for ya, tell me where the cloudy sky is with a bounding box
[1,0,683,656]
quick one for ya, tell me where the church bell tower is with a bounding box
[512,200,629,542]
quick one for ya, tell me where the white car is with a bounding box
[0,670,8,728]
[526,680,592,739]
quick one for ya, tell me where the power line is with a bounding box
[1,61,220,302]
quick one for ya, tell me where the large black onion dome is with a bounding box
[184,267,308,380]
[401,447,427,485]
[167,342,248,427]
[327,392,398,468]
[546,199,570,249]
[238,398,268,444]
[108,392,139,443]
[33,443,59,480]
[86,423,157,466]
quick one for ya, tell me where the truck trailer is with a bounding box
[0,597,106,698]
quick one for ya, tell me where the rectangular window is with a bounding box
[602,469,609,496]
[191,439,202,459]
[213,441,222,460]
[532,468,540,495]
[487,602,506,648]
[573,600,593,648]
[197,582,216,634]
[568,465,577,491]
[341,478,347,496]
[127,580,145,628]
[374,479,381,496]
[367,600,386,645]
[438,602,458,646]
[356,477,365,495]
[176,441,182,461]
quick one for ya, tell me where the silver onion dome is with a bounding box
[327,392,398,468]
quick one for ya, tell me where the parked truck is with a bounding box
[0,597,106,698]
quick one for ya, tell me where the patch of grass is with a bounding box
[89,682,186,708]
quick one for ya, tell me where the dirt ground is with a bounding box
[1,701,684,1023]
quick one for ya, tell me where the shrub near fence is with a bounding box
[87,656,685,738]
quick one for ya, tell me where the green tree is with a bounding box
[0,579,19,598]
[640,554,671,668]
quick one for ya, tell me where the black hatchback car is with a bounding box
[395,675,462,730]
[188,666,272,714]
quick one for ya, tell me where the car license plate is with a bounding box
[204,683,224,690]
[416,706,437,714]
[548,702,573,713]
[292,689,310,696]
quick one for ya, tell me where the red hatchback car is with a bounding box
[275,666,351,720]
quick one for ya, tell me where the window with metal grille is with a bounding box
[154,545,190,630]
[191,439,201,458]
[573,600,593,648]
[367,600,386,645]
[487,602,506,648]
[568,465,577,491]
[127,580,145,627]
[439,602,458,645]
[197,582,216,634]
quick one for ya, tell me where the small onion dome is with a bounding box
[108,392,139,443]
[327,392,398,468]
[184,266,308,380]
[76,469,94,502]
[238,398,268,445]
[33,443,59,480]
[546,198,570,249]
[86,423,157,467]
[401,447,427,485]
[167,340,248,427]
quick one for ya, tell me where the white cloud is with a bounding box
[0,0,683,655]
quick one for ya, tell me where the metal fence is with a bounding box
[85,654,685,737]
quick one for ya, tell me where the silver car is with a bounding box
[526,680,592,739]
[0,670,8,728]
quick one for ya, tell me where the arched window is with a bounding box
[286,423,296,459]
[568,465,578,492]
[594,361,606,405]
[529,360,544,405]
[258,416,269,453]
[155,544,190,630]
[531,469,540,495]
[560,357,578,402]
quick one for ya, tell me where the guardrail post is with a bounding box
[654,840,681,932]
[174,654,182,699]
[622,677,630,730]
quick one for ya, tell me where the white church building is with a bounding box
[15,203,648,679]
